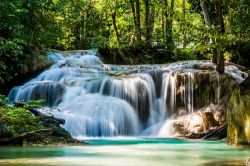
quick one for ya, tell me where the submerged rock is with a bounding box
[228,72,250,146]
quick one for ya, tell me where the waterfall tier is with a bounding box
[8,50,248,137]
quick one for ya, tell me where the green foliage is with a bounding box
[176,48,197,60]
[23,100,46,110]
[0,107,39,137]
[0,96,44,137]
[0,0,249,83]
[0,95,8,107]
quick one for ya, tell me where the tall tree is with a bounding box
[182,0,186,48]
[105,0,121,45]
[164,0,175,52]
[144,0,150,42]
[200,0,212,26]
[130,0,141,42]
[200,0,218,64]
[161,0,165,40]
[215,0,225,73]
[135,0,142,41]
[144,0,155,44]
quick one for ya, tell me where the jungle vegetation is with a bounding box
[0,0,250,87]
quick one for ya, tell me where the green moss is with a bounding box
[0,107,39,137]
[227,73,250,146]
[0,96,44,138]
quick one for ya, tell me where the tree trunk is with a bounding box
[215,0,225,74]
[144,0,155,44]
[112,11,120,45]
[135,0,141,41]
[182,0,186,48]
[227,0,233,33]
[148,1,155,42]
[144,0,150,42]
[129,0,138,41]
[200,0,218,64]
[212,47,217,63]
[162,0,165,40]
[165,0,174,52]
[83,12,87,48]
[200,0,212,26]
[164,0,168,42]
[215,0,225,33]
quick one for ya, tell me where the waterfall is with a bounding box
[8,51,248,137]
[52,87,140,137]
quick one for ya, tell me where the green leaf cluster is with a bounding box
[0,96,43,138]
[0,0,250,86]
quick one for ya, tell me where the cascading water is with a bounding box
[8,50,248,138]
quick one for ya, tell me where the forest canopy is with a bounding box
[0,0,250,86]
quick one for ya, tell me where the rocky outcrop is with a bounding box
[0,115,83,146]
[0,103,84,146]
[167,73,238,139]
[228,72,250,146]
[168,104,227,139]
[20,121,82,146]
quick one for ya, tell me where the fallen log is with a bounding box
[186,123,227,140]
[202,123,227,140]
[14,128,53,140]
[0,128,53,144]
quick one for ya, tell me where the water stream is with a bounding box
[8,50,247,137]
[4,51,250,166]
[0,138,249,166]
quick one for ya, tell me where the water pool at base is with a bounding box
[0,138,249,166]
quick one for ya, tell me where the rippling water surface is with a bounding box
[0,138,249,166]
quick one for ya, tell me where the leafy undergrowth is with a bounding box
[0,95,80,145]
[0,95,44,138]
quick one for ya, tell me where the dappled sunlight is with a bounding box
[245,116,250,143]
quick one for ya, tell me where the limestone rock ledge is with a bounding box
[228,72,250,146]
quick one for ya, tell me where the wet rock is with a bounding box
[172,120,189,135]
[169,114,203,136]
[33,116,83,145]
[200,111,219,130]
[202,123,227,140]
[9,82,65,107]
[228,72,250,146]
[0,115,84,146]
[203,104,226,125]
[188,114,204,133]
[193,63,215,70]
[170,104,226,137]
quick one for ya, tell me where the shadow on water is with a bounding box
[0,146,96,159]
[200,160,247,166]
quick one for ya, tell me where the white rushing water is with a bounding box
[8,50,248,137]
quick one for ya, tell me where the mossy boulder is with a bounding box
[227,72,250,146]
